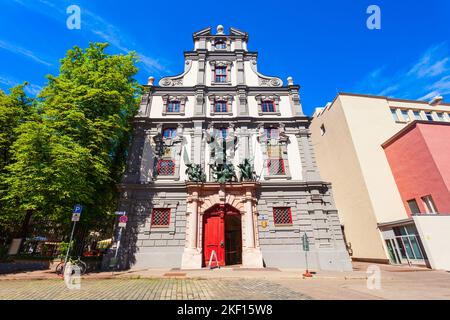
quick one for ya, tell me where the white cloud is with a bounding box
[408,44,449,78]
[11,0,167,75]
[355,42,450,102]
[420,75,450,100]
[0,40,52,67]
[0,74,43,96]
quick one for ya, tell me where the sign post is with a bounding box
[111,212,127,271]
[302,233,313,278]
[63,205,82,275]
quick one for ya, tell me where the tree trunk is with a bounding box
[18,209,33,238]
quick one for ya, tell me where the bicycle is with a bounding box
[55,257,87,276]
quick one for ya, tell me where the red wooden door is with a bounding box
[203,212,225,267]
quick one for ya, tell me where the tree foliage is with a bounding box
[1,43,142,240]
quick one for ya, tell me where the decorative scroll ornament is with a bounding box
[250,59,283,87]
[159,60,192,87]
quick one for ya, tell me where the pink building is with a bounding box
[383,121,450,216]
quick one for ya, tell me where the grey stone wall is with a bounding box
[256,183,352,271]
[109,183,188,269]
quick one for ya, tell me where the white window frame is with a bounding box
[421,195,437,214]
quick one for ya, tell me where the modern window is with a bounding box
[436,112,445,121]
[320,124,326,136]
[401,110,410,122]
[166,101,180,113]
[156,159,175,175]
[425,112,433,121]
[262,101,276,113]
[390,108,400,122]
[162,128,177,139]
[151,208,171,227]
[214,101,229,113]
[215,66,227,83]
[273,207,293,225]
[413,111,422,120]
[393,225,425,260]
[407,199,421,215]
[421,195,438,214]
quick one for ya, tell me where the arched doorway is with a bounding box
[202,204,242,267]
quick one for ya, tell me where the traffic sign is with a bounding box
[73,205,83,214]
[119,215,128,224]
[71,213,80,222]
[115,211,126,215]
[118,222,127,228]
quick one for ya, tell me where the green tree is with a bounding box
[0,84,33,173]
[0,84,34,237]
[2,43,142,241]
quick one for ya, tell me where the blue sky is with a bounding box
[0,0,449,115]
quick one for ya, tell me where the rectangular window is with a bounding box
[267,159,285,175]
[215,41,226,49]
[390,108,400,122]
[413,111,422,120]
[151,208,171,227]
[262,101,276,113]
[162,128,177,139]
[421,195,437,214]
[265,128,279,139]
[401,110,410,122]
[156,159,175,175]
[407,199,421,214]
[267,146,282,158]
[273,207,293,225]
[425,112,433,121]
[219,128,228,138]
[436,112,445,121]
[166,101,180,113]
[215,67,227,83]
[214,101,228,113]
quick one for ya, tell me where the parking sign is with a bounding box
[73,205,83,214]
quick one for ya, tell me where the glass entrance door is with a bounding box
[392,225,427,265]
[385,239,401,264]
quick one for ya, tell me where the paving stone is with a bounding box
[0,278,312,300]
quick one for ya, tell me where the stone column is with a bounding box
[244,191,255,248]
[241,186,264,268]
[181,188,203,269]
[188,192,199,249]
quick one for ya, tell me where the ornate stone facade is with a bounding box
[109,26,352,271]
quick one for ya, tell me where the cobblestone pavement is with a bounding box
[0,278,313,300]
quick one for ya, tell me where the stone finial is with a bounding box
[217,25,224,35]
[147,76,155,86]
[287,76,294,86]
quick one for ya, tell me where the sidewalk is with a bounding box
[0,261,434,281]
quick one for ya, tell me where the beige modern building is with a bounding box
[310,93,450,264]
